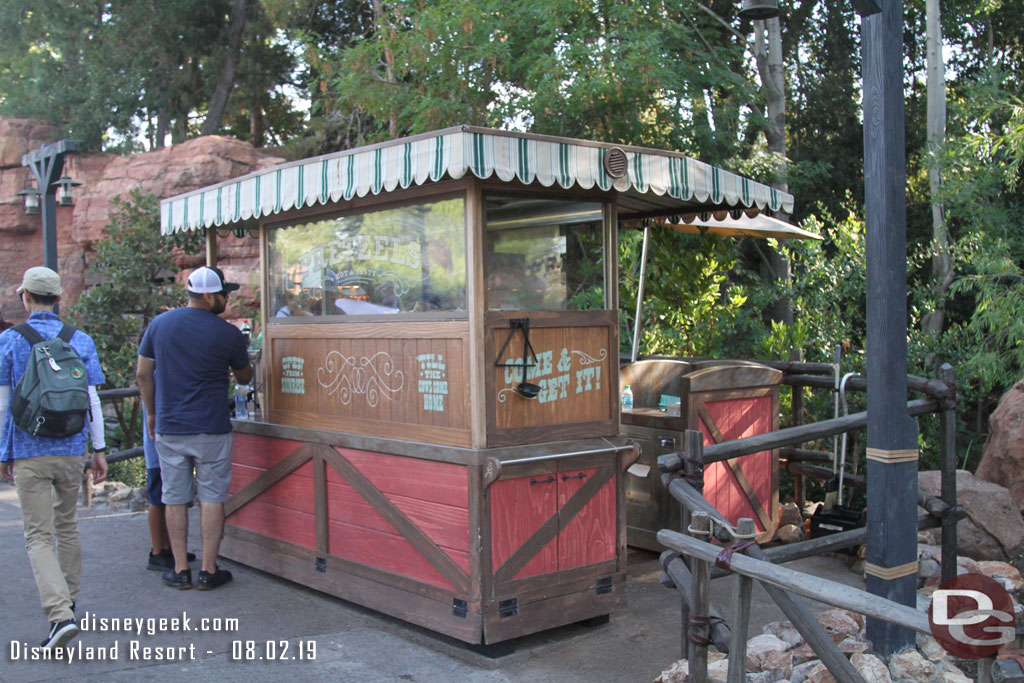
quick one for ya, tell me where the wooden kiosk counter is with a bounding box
[159,126,794,646]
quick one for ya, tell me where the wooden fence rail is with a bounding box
[662,473,864,683]
[657,397,937,471]
[659,529,931,635]
[96,386,142,465]
[655,363,961,680]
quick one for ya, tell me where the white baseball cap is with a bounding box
[186,266,240,294]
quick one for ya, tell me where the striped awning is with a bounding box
[160,125,794,235]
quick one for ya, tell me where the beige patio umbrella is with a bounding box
[660,213,822,240]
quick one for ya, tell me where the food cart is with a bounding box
[159,125,795,646]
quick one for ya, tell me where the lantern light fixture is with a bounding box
[17,174,41,215]
[737,0,780,20]
[56,175,82,206]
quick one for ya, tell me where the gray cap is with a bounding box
[17,266,62,297]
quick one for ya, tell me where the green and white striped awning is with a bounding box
[160,125,794,235]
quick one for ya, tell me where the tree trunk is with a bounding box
[755,17,793,325]
[921,0,951,337]
[370,0,398,138]
[201,0,251,136]
[249,103,265,147]
[155,103,167,149]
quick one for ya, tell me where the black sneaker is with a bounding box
[162,567,193,590]
[197,567,232,591]
[147,549,197,571]
[41,618,79,649]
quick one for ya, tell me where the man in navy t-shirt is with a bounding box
[137,266,252,591]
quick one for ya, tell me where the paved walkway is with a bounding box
[0,480,865,682]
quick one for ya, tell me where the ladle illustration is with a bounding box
[494,318,540,399]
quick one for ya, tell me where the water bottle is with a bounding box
[240,319,251,348]
[234,384,250,419]
[621,384,633,412]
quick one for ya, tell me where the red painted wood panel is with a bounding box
[330,447,467,509]
[557,468,616,570]
[490,475,559,580]
[230,461,315,511]
[227,499,317,549]
[232,432,309,470]
[327,519,470,590]
[324,478,469,554]
[699,396,774,531]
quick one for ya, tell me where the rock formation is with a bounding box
[0,115,283,325]
[976,378,1024,512]
[919,469,1024,561]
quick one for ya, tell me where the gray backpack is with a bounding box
[9,323,91,438]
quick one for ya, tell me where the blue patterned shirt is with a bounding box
[0,311,105,461]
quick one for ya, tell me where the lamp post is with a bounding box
[21,139,78,274]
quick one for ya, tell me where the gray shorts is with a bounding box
[155,432,233,505]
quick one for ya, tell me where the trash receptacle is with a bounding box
[620,359,782,549]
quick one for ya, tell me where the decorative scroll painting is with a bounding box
[268,330,470,444]
[316,351,405,407]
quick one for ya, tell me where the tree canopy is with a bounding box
[4,0,1024,468]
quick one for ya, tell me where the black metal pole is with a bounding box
[860,0,918,655]
[22,140,76,314]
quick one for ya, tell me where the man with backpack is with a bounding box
[0,266,108,650]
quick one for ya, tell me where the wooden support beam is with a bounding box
[727,519,755,683]
[689,512,711,683]
[206,227,218,266]
[939,363,959,584]
[660,551,732,653]
[862,0,919,653]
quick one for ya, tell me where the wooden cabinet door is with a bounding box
[557,467,616,570]
[490,472,559,580]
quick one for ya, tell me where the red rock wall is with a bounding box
[0,116,282,326]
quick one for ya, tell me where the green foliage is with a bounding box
[0,0,305,150]
[70,190,202,448]
[107,455,147,489]
[302,0,756,161]
[620,229,748,358]
[0,0,145,149]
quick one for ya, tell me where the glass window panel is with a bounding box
[484,196,605,311]
[267,198,465,319]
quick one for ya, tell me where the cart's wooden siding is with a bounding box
[697,395,776,533]
[265,321,472,447]
[222,427,629,645]
[620,360,781,548]
[228,434,317,549]
[684,366,780,540]
[323,447,470,589]
[485,310,618,447]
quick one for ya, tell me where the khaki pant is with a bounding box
[14,455,83,623]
